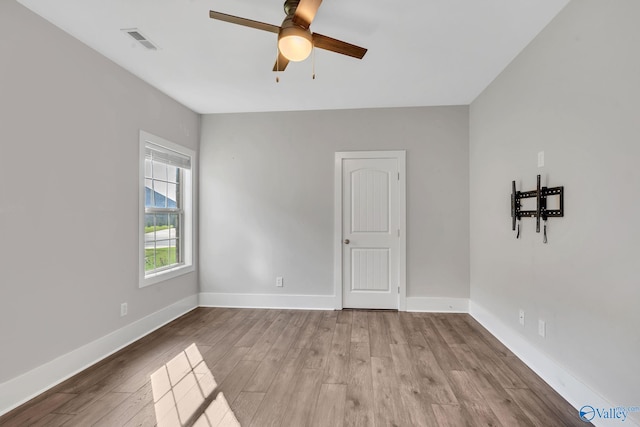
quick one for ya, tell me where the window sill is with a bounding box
[140,263,195,288]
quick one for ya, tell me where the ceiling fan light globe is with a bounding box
[278,27,312,62]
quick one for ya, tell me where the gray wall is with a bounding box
[470,0,640,406]
[200,107,469,300]
[0,1,199,383]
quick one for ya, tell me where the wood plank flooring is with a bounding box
[0,308,588,426]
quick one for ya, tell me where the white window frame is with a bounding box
[139,131,195,288]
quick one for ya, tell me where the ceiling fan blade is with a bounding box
[273,52,290,71]
[209,11,280,34]
[292,0,323,29]
[312,33,367,59]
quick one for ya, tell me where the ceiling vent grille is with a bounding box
[122,28,158,50]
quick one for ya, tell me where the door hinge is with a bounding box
[398,172,400,180]
[397,228,400,237]
[397,286,400,294]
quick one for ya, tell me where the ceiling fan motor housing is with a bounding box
[283,0,300,17]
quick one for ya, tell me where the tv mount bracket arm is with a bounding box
[511,174,564,243]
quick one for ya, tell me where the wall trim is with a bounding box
[199,292,336,310]
[469,300,636,427]
[405,297,469,313]
[200,293,470,313]
[0,294,198,417]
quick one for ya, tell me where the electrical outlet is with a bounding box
[519,309,525,326]
[276,276,283,287]
[121,302,128,317]
[538,319,546,338]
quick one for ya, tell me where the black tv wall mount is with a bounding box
[511,174,564,243]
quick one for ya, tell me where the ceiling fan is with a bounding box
[209,0,368,72]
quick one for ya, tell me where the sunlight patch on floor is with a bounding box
[151,343,240,426]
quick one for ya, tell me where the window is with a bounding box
[139,131,194,287]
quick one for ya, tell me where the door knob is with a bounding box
[344,239,350,244]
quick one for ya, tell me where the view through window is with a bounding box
[140,131,194,286]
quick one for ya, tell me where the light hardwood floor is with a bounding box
[0,308,588,426]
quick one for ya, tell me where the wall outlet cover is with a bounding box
[538,319,546,338]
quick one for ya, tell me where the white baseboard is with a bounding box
[469,300,639,427]
[0,294,198,417]
[200,293,470,313]
[199,292,336,310]
[405,296,469,313]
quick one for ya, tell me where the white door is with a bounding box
[341,156,401,309]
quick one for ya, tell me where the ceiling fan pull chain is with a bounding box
[312,45,316,80]
[276,45,280,83]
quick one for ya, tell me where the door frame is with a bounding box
[334,151,407,311]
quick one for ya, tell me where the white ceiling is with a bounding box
[17,0,568,114]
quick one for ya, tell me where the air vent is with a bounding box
[122,28,158,50]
